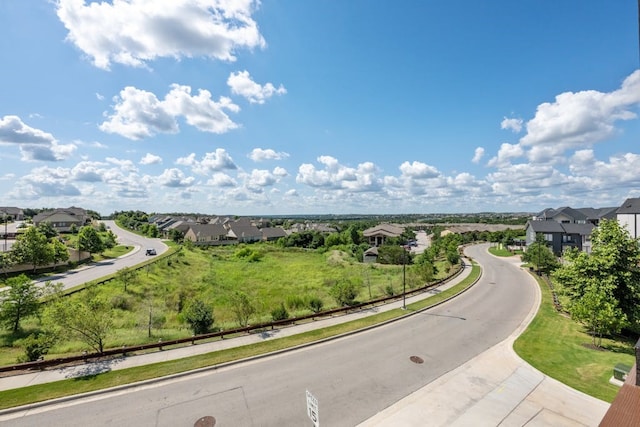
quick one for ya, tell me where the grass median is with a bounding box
[0,262,480,410]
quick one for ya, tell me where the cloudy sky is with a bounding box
[1,1,639,216]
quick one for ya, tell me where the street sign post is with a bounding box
[306,390,319,426]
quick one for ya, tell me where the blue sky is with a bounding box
[1,1,639,217]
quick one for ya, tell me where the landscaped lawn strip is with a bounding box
[513,274,635,402]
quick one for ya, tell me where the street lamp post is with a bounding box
[402,245,409,310]
[2,210,7,253]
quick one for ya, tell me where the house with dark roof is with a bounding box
[261,227,287,241]
[226,223,262,243]
[0,207,25,221]
[525,220,594,255]
[184,224,228,245]
[617,197,640,239]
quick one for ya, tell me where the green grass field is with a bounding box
[513,275,635,402]
[0,244,454,365]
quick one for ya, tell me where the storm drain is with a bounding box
[194,416,216,427]
[410,356,424,364]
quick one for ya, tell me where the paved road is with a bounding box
[33,220,168,291]
[0,244,539,426]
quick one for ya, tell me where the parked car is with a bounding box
[145,248,157,256]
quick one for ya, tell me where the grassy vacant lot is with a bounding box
[1,243,453,365]
[514,275,635,402]
[0,262,480,410]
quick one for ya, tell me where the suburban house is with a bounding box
[617,197,640,239]
[526,200,640,255]
[0,207,25,221]
[226,223,262,243]
[261,227,288,242]
[524,219,594,255]
[363,223,404,247]
[32,207,91,232]
[183,224,228,245]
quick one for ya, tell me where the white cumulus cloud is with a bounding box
[140,153,162,165]
[100,84,239,139]
[248,147,289,161]
[56,0,266,70]
[228,70,287,104]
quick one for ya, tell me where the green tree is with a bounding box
[0,251,15,277]
[78,225,105,256]
[522,234,559,274]
[50,238,70,265]
[183,299,214,335]
[0,274,43,332]
[552,219,640,333]
[168,228,184,243]
[102,230,117,250]
[568,277,626,347]
[230,291,255,327]
[330,279,359,306]
[11,226,53,272]
[36,221,58,239]
[117,267,136,292]
[45,291,113,353]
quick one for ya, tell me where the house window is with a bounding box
[544,234,553,241]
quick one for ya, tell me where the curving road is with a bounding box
[34,220,168,291]
[3,244,537,426]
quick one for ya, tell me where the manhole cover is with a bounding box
[194,416,216,427]
[410,356,424,364]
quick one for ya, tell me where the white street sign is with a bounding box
[306,390,319,427]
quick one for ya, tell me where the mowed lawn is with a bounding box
[513,275,636,402]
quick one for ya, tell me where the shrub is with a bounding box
[271,303,289,321]
[307,297,324,313]
[183,299,214,335]
[330,280,359,307]
[384,284,395,297]
[286,295,306,310]
[110,294,133,311]
[16,331,57,363]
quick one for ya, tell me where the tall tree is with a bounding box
[50,238,70,265]
[569,277,626,347]
[45,290,113,353]
[553,219,640,333]
[78,225,105,256]
[36,222,58,239]
[522,233,559,274]
[11,226,53,272]
[0,274,43,332]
